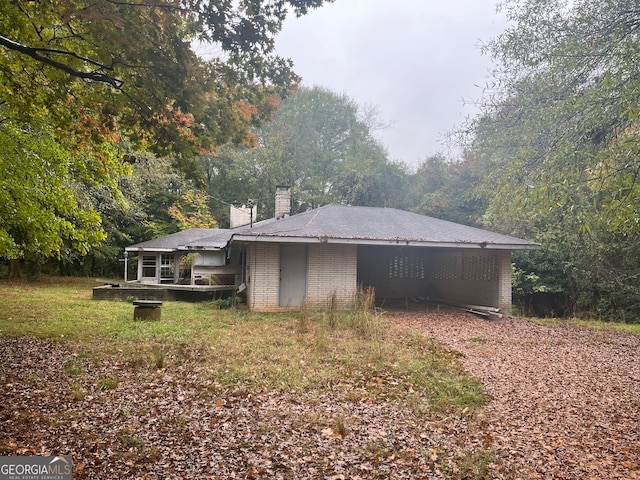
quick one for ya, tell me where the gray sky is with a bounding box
[275,1,507,168]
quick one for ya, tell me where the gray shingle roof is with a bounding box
[127,205,540,252]
[232,205,539,249]
[125,228,231,252]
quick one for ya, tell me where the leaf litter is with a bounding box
[0,334,470,479]
[390,311,640,479]
[1,310,639,479]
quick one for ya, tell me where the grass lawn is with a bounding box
[530,316,640,334]
[0,278,484,411]
[0,277,490,479]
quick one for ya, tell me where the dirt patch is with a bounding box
[389,310,640,479]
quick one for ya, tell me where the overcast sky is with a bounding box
[275,0,508,168]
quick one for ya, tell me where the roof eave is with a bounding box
[125,247,176,253]
[231,234,541,250]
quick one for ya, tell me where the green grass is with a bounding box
[0,278,485,416]
[528,316,640,335]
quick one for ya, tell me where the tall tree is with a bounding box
[0,0,330,268]
[0,0,329,159]
[203,86,409,219]
[467,0,640,320]
[408,154,488,226]
[0,117,111,276]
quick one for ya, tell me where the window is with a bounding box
[142,256,157,278]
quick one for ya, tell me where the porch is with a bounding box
[92,282,238,302]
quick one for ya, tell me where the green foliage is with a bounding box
[512,250,568,296]
[0,118,110,262]
[202,87,410,221]
[208,296,239,310]
[409,154,488,226]
[465,0,640,321]
[50,154,189,278]
[0,0,331,269]
[0,0,330,161]
[168,190,218,229]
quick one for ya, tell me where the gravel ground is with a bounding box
[389,310,640,480]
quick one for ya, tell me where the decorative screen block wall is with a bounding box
[388,255,425,280]
[427,252,500,282]
[426,250,512,312]
[358,247,425,298]
[358,246,513,313]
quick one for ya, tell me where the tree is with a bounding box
[466,0,640,321]
[203,86,409,219]
[0,0,330,269]
[408,154,488,226]
[0,117,112,276]
[474,0,640,235]
[169,190,218,229]
[0,0,330,159]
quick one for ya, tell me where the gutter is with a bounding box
[125,247,175,253]
[230,234,541,250]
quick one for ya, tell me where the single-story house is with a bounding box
[125,187,540,313]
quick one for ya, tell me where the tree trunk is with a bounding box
[8,258,21,279]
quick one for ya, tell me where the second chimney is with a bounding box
[274,185,291,219]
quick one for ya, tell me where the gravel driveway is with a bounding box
[389,310,640,480]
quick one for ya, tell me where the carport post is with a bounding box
[124,251,128,283]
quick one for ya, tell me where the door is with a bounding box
[279,245,307,307]
[140,255,158,283]
[160,254,175,284]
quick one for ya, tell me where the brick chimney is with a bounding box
[274,185,291,219]
[229,203,257,228]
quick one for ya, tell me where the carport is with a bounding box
[357,245,512,312]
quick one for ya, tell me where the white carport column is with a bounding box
[498,250,513,315]
[124,251,128,282]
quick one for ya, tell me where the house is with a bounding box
[125,187,540,313]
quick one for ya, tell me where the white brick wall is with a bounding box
[246,242,358,312]
[245,242,512,313]
[246,243,280,311]
[307,244,358,309]
[497,250,513,314]
[229,204,256,228]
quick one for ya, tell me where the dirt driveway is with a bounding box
[389,311,640,480]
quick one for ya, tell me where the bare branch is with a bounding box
[0,34,124,89]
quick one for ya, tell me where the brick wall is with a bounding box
[246,242,358,312]
[246,243,280,311]
[245,243,513,313]
[497,250,513,314]
[307,244,358,309]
